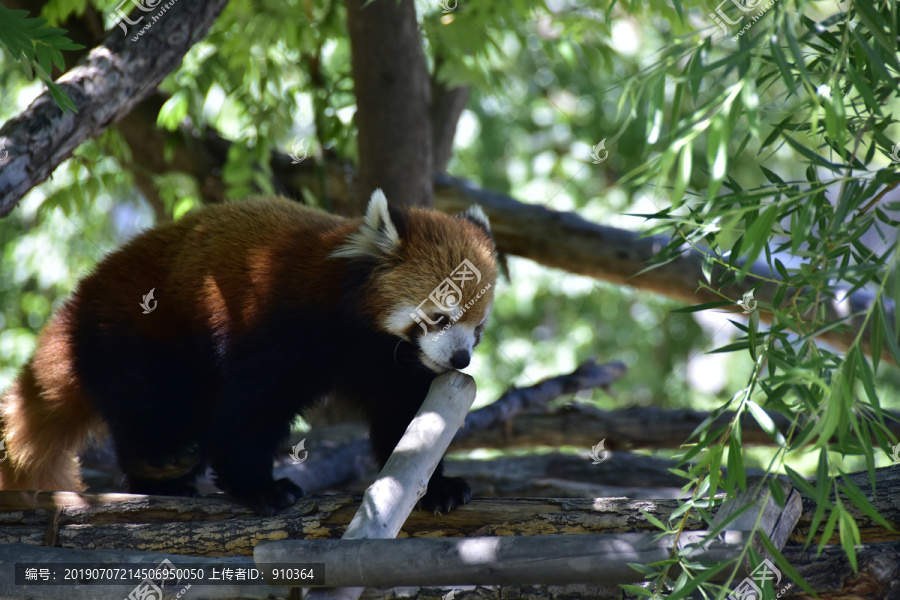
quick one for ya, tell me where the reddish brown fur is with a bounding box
[0,310,105,490]
[0,196,496,502]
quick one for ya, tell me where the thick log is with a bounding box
[333,541,900,600]
[449,405,900,451]
[259,479,800,588]
[0,493,699,555]
[449,452,687,498]
[1,467,897,555]
[782,541,900,599]
[257,533,748,587]
[1,541,895,600]
[454,359,626,446]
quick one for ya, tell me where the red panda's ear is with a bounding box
[331,189,403,259]
[458,204,492,239]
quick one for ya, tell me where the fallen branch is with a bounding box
[455,359,626,444]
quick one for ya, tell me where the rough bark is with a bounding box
[782,541,900,599]
[0,492,897,598]
[345,0,432,211]
[454,359,626,446]
[0,0,230,217]
[448,453,686,499]
[0,492,702,556]
[2,466,898,555]
[431,57,470,173]
[450,404,900,451]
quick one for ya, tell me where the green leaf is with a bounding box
[782,134,844,171]
[706,114,727,199]
[726,435,745,493]
[640,510,670,532]
[157,90,190,132]
[672,141,692,207]
[746,400,785,444]
[747,308,758,361]
[669,301,733,313]
[664,560,731,600]
[769,36,797,94]
[838,476,895,532]
[817,505,840,554]
[878,299,900,367]
[839,507,860,571]
[870,299,884,372]
[740,202,780,276]
[758,532,816,596]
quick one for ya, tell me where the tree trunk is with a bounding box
[345,0,432,211]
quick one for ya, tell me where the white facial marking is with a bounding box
[385,304,421,339]
[420,323,476,373]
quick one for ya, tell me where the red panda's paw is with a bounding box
[419,476,472,515]
[235,478,305,516]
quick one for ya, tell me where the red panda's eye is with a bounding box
[430,313,445,324]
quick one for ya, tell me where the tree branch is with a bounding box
[2,465,898,552]
[0,0,229,217]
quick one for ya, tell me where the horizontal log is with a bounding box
[255,533,748,587]
[0,464,896,557]
[0,493,697,555]
[448,405,900,451]
[6,540,893,600]
[344,540,900,600]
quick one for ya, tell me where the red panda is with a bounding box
[0,190,496,515]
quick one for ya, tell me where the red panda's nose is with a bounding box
[450,350,471,370]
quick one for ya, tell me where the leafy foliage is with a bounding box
[0,5,82,111]
[1,0,900,597]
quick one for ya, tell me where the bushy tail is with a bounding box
[0,316,105,491]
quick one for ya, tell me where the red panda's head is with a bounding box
[332,190,497,373]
